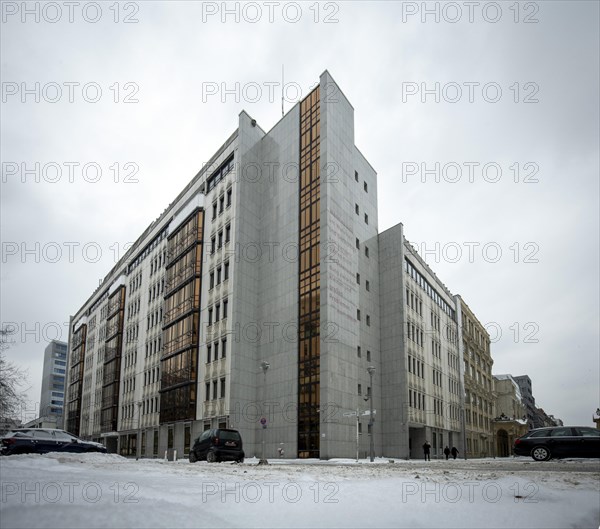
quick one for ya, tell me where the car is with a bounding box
[513,426,600,461]
[189,428,244,463]
[0,428,107,456]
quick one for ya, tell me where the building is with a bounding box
[513,375,536,429]
[65,71,479,459]
[39,340,68,427]
[492,374,527,456]
[0,417,21,436]
[458,297,494,458]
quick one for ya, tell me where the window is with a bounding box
[355,170,359,182]
[215,303,220,321]
[216,266,222,284]
[356,273,360,284]
[364,213,368,225]
[358,384,362,395]
[364,181,368,192]
[209,271,215,289]
[211,237,216,254]
[356,238,360,249]
[223,298,228,319]
[218,231,223,248]
[212,202,217,220]
[220,378,226,398]
[366,280,370,292]
[205,383,210,401]
[365,246,369,258]
[225,224,231,243]
[367,350,371,362]
[214,342,219,358]
[207,345,212,363]
[224,261,230,280]
[366,315,371,326]
[219,195,225,214]
[212,380,218,400]
[221,338,227,358]
[357,346,361,358]
[226,187,232,207]
[355,204,359,215]
[357,309,361,321]
[208,308,213,326]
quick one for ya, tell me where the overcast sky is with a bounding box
[1,1,598,427]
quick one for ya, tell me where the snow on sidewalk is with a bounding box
[0,453,598,528]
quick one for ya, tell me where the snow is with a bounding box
[1,453,598,528]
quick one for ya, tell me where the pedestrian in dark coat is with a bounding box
[423,441,431,461]
[444,446,451,460]
[451,446,459,459]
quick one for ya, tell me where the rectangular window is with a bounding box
[357,346,361,358]
[358,384,362,395]
[226,187,232,207]
[220,378,226,398]
[355,204,359,215]
[355,170,359,182]
[365,246,369,258]
[209,271,215,289]
[219,195,225,214]
[356,273,360,284]
[212,380,218,400]
[218,231,223,248]
[355,238,360,249]
[207,345,211,363]
[212,202,217,220]
[211,237,216,254]
[208,308,213,326]
[215,303,220,321]
[223,298,228,319]
[364,181,368,192]
[205,382,210,401]
[366,280,370,292]
[364,213,368,225]
[357,309,361,321]
[224,261,230,280]
[366,315,371,326]
[214,341,219,358]
[221,338,227,358]
[225,224,231,243]
[216,266,222,284]
[367,350,371,362]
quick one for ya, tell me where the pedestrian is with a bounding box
[423,440,431,461]
[451,446,459,459]
[444,446,450,460]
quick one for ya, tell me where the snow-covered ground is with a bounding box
[1,453,598,528]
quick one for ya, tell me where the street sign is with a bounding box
[362,410,377,416]
[342,411,358,417]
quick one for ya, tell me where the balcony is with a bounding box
[165,262,197,294]
[163,297,198,328]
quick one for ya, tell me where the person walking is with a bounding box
[451,446,459,460]
[423,440,431,461]
[444,446,450,460]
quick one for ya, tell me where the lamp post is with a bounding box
[136,401,142,460]
[367,366,375,462]
[259,361,270,465]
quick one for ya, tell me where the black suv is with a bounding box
[189,428,244,463]
[1,428,107,456]
[513,426,600,461]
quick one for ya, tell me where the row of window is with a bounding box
[144,367,159,386]
[407,355,424,378]
[206,155,234,193]
[129,271,143,293]
[211,188,233,220]
[205,377,226,401]
[207,299,229,325]
[355,237,370,258]
[141,396,159,415]
[406,288,423,316]
[123,351,137,369]
[147,308,162,331]
[209,261,230,289]
[128,228,168,274]
[127,297,141,321]
[354,171,369,193]
[356,346,372,362]
[356,273,370,291]
[123,377,136,393]
[405,258,456,320]
[432,340,442,359]
[210,224,231,253]
[354,203,369,225]
[432,369,443,387]
[125,323,139,344]
[148,279,165,305]
[206,338,227,362]
[356,310,371,326]
[357,384,371,396]
[145,337,162,357]
[407,321,424,346]
[150,250,167,276]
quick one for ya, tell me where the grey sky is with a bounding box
[1,1,598,426]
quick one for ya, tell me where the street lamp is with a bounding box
[259,361,270,465]
[366,366,375,462]
[136,401,142,460]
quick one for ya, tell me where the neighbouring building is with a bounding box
[65,71,482,459]
[458,297,494,458]
[513,375,536,429]
[492,374,527,456]
[39,340,68,428]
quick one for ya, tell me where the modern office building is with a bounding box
[66,71,478,459]
[39,340,68,427]
[458,298,494,458]
[513,375,536,429]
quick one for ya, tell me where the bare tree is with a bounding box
[0,326,29,419]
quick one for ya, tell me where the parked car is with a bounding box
[513,426,600,461]
[189,428,244,463]
[0,428,107,456]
